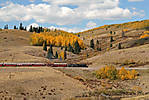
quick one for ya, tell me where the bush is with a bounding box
[140,34,149,39]
[95,65,118,80]
[95,66,138,80]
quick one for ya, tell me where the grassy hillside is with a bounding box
[76,19,149,35]
[0,29,32,47]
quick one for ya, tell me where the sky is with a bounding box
[0,0,148,32]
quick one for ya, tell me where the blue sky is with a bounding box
[0,0,148,32]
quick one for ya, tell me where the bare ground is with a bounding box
[0,67,89,100]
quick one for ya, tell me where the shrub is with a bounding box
[140,34,149,39]
[95,66,138,80]
[106,48,110,51]
[143,31,149,34]
[95,65,118,80]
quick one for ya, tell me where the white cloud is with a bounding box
[48,26,87,33]
[27,23,39,31]
[132,7,136,10]
[132,10,145,18]
[0,0,145,25]
[86,21,97,28]
[29,0,35,2]
[128,0,144,2]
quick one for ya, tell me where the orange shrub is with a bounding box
[123,29,128,32]
[95,66,138,80]
[140,34,149,39]
[144,31,149,34]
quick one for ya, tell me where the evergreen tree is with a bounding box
[74,40,81,54]
[96,40,100,50]
[64,51,67,60]
[90,39,94,49]
[110,31,112,34]
[97,47,102,51]
[43,41,47,51]
[68,43,74,53]
[65,46,67,51]
[14,25,17,29]
[110,43,113,48]
[78,34,80,37]
[4,24,8,29]
[110,36,114,42]
[41,27,43,32]
[50,45,53,55]
[19,23,23,30]
[96,40,99,45]
[55,51,58,59]
[47,45,53,59]
[118,43,121,49]
[114,32,116,35]
[29,25,33,32]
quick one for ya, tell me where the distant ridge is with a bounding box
[77,19,149,34]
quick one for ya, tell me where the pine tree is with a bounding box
[90,39,94,49]
[61,47,63,50]
[68,43,74,53]
[97,47,102,51]
[110,36,114,42]
[96,40,99,45]
[96,40,100,50]
[4,24,8,29]
[19,23,23,30]
[64,51,67,60]
[110,31,112,34]
[65,46,67,51]
[29,25,33,32]
[47,45,53,59]
[78,34,80,37]
[74,40,81,54]
[43,41,47,51]
[114,32,116,35]
[118,43,121,49]
[14,25,17,29]
[50,45,53,55]
[55,51,58,59]
[110,43,113,48]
